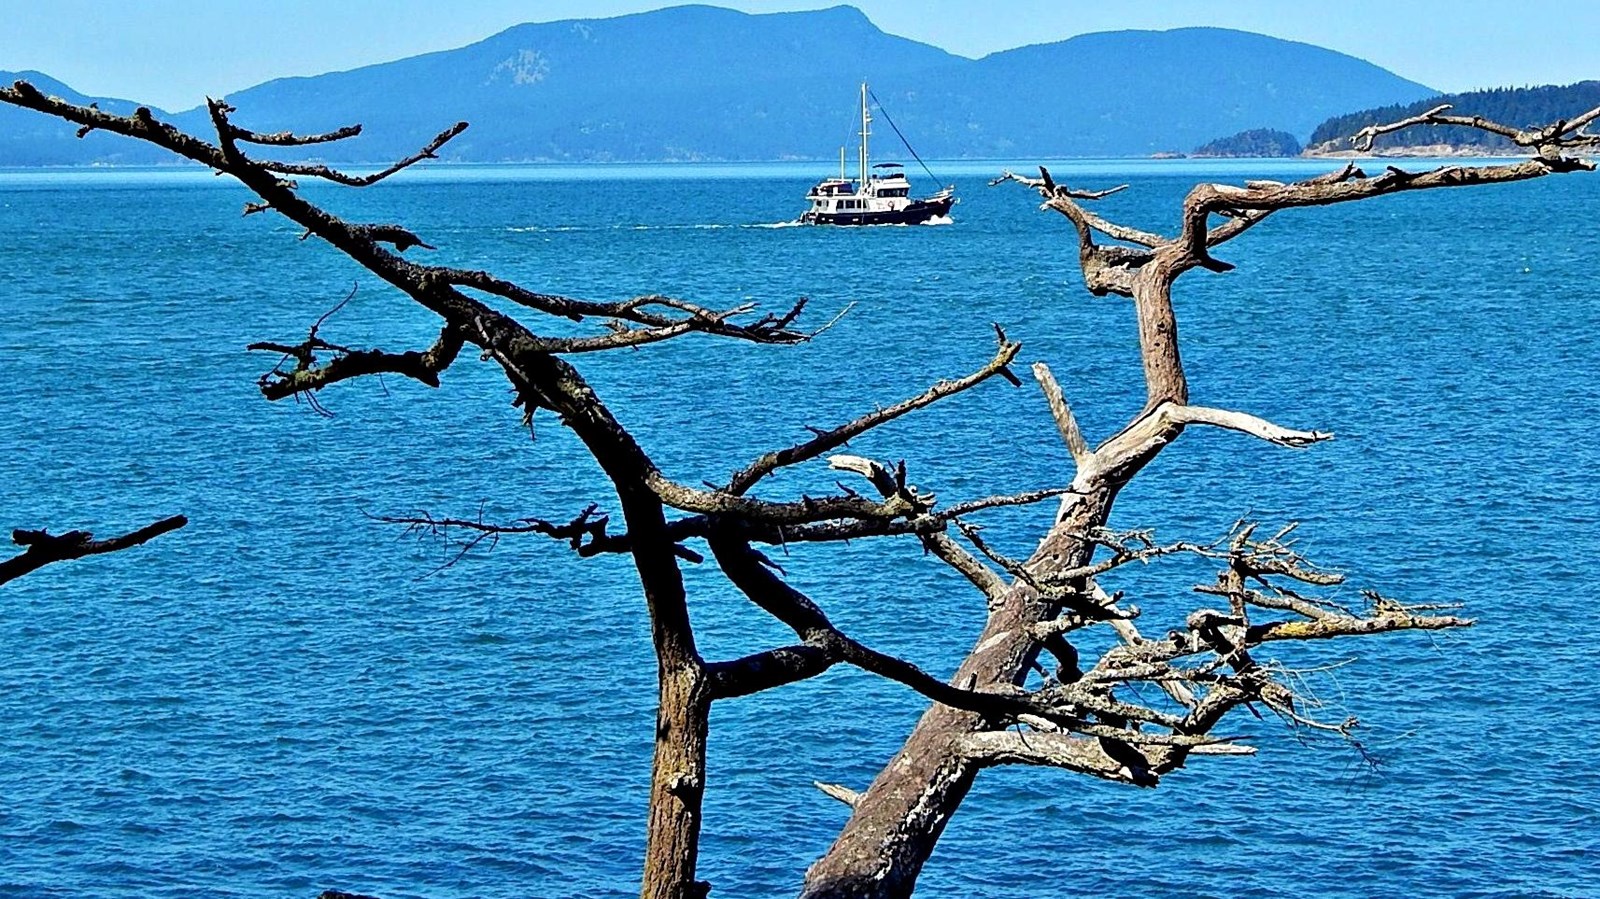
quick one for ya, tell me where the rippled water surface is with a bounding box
[1,159,1597,898]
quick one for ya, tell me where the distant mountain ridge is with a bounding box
[1306,81,1600,153]
[0,71,174,165]
[882,27,1433,158]
[4,5,1438,165]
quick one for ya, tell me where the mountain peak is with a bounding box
[4,8,1435,165]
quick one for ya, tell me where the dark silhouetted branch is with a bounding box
[1,515,187,586]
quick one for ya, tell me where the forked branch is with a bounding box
[209,96,470,188]
[249,324,465,405]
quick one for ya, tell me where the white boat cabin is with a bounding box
[805,165,915,216]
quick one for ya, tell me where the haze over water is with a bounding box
[1,160,1596,897]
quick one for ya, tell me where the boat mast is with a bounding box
[858,81,870,189]
[839,145,846,182]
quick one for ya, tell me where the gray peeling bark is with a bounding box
[803,494,1111,897]
[803,239,1187,895]
[802,221,1202,896]
[645,660,713,899]
[802,133,1596,896]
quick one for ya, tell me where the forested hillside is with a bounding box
[1308,82,1600,152]
[1191,128,1302,157]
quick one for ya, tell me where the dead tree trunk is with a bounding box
[2,83,1588,899]
[644,659,712,899]
[801,118,1598,897]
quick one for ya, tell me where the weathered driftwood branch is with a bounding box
[1351,102,1600,155]
[1032,362,1092,473]
[814,781,862,807]
[800,103,1593,898]
[0,515,188,586]
[228,121,363,146]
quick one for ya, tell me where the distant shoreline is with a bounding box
[0,151,1535,172]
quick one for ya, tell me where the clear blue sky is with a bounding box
[2,1,1595,111]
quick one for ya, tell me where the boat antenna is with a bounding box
[867,88,941,186]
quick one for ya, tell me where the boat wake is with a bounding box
[507,221,806,233]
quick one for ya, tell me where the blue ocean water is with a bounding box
[0,158,1596,898]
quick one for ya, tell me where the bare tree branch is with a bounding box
[727,330,1022,495]
[1163,404,1332,447]
[0,515,188,586]
[814,782,862,807]
[1350,103,1600,154]
[1032,362,1092,472]
[235,107,469,186]
[249,323,465,404]
[964,729,1171,786]
[226,122,363,147]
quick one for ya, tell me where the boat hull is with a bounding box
[800,195,954,226]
